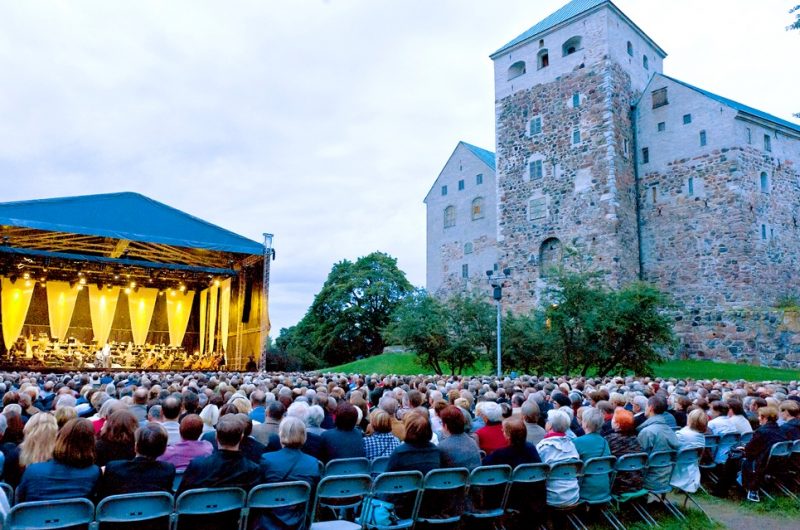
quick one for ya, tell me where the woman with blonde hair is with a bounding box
[19,413,58,468]
[55,407,78,430]
[671,408,707,493]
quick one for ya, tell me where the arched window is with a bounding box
[643,55,649,70]
[507,61,526,80]
[443,206,456,228]
[539,238,562,277]
[537,49,549,69]
[464,242,473,255]
[760,172,769,194]
[471,197,485,220]
[562,36,582,56]
[627,41,634,56]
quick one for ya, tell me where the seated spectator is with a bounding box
[522,400,546,446]
[741,406,787,502]
[199,403,219,435]
[178,414,261,493]
[637,395,679,491]
[0,415,21,487]
[249,390,267,423]
[16,418,100,502]
[669,396,691,428]
[252,401,284,446]
[158,414,214,472]
[319,402,366,462]
[727,399,753,435]
[306,405,327,437]
[363,409,401,460]
[475,402,508,456]
[98,423,176,498]
[438,405,481,470]
[779,400,800,440]
[536,410,580,507]
[161,396,182,445]
[55,406,78,430]
[573,408,611,500]
[238,414,269,463]
[96,409,138,466]
[129,388,149,425]
[708,401,737,465]
[387,412,443,475]
[671,409,707,494]
[259,417,322,529]
[484,417,541,468]
[605,409,644,494]
[18,412,58,477]
[631,396,648,428]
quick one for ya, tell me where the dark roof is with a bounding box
[661,74,800,135]
[0,192,263,255]
[460,141,496,170]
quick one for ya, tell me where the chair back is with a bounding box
[701,435,719,467]
[645,450,676,494]
[511,463,548,483]
[8,498,94,530]
[0,482,13,506]
[96,492,173,529]
[769,441,793,459]
[422,468,469,491]
[614,452,648,472]
[468,465,512,488]
[172,470,184,493]
[325,458,370,477]
[580,456,616,504]
[175,487,246,530]
[548,459,583,480]
[372,471,424,497]
[647,450,676,468]
[310,474,372,524]
[247,481,311,510]
[739,432,753,445]
[674,447,703,466]
[371,456,390,476]
[793,440,800,454]
[417,468,469,524]
[719,432,740,447]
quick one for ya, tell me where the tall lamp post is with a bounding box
[259,233,275,371]
[486,268,511,378]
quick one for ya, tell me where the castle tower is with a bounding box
[490,0,666,312]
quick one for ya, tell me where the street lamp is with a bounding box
[259,233,275,371]
[486,267,511,377]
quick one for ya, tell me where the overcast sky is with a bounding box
[1,0,798,335]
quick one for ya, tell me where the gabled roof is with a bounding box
[658,74,800,135]
[423,141,496,203]
[0,192,264,255]
[491,0,666,59]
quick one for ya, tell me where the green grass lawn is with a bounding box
[324,352,799,381]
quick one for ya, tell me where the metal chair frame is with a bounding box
[612,453,655,529]
[244,481,312,530]
[760,441,797,501]
[94,491,174,530]
[415,467,469,527]
[580,456,625,530]
[325,458,371,477]
[547,460,586,530]
[643,450,683,522]
[361,471,423,530]
[309,474,372,529]
[7,498,95,530]
[463,465,512,522]
[671,447,713,523]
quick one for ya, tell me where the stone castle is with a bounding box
[424,0,800,367]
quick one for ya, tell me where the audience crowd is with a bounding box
[0,369,798,527]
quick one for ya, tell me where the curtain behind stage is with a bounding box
[167,290,195,347]
[199,288,207,355]
[128,288,158,346]
[46,281,80,342]
[219,278,231,352]
[89,285,120,347]
[208,284,219,354]
[1,277,35,350]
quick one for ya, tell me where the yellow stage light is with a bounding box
[79,277,86,285]
[22,272,30,280]
[124,287,131,294]
[214,279,220,287]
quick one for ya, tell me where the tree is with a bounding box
[501,310,554,375]
[789,5,800,31]
[282,251,412,368]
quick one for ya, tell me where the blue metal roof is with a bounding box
[460,141,496,170]
[661,74,800,135]
[0,192,264,255]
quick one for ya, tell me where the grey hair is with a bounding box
[521,400,540,424]
[547,409,571,433]
[480,401,503,423]
[55,394,77,409]
[582,407,605,434]
[633,396,648,412]
[306,405,324,428]
[286,401,310,423]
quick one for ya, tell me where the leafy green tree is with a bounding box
[789,5,800,31]
[283,251,412,367]
[501,310,554,375]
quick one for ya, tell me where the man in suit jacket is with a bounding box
[98,422,176,498]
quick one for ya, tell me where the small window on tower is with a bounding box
[764,134,772,152]
[627,41,634,56]
[529,197,547,221]
[529,159,544,180]
[464,242,473,255]
[643,55,649,70]
[761,224,767,240]
[760,172,769,194]
[471,197,484,220]
[476,173,483,185]
[458,179,465,191]
[507,61,526,80]
[623,138,629,156]
[651,187,658,204]
[530,116,543,135]
[462,264,469,279]
[657,122,666,132]
[700,130,707,146]
[688,177,694,197]
[746,128,752,144]
[683,114,692,125]
[562,36,582,56]
[537,49,549,69]
[652,87,668,109]
[441,185,447,196]
[642,147,650,164]
[572,129,581,145]
[444,206,456,228]
[572,92,581,108]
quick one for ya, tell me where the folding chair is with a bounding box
[547,460,586,530]
[360,471,423,529]
[699,434,720,489]
[612,453,654,528]
[7,498,94,530]
[172,470,184,493]
[505,463,548,525]
[739,432,753,445]
[0,482,13,506]
[416,468,469,526]
[671,447,712,523]
[715,432,740,467]
[325,458,370,477]
[580,456,623,530]
[643,450,683,522]
[95,491,174,530]
[174,487,246,530]
[310,474,372,530]
[371,456,390,477]
[463,465,512,524]
[760,441,797,501]
[245,481,311,530]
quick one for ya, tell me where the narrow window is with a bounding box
[443,206,456,228]
[507,61,526,80]
[537,49,549,69]
[657,122,666,132]
[471,197,484,220]
[652,87,668,109]
[643,55,649,70]
[688,177,694,196]
[623,138,629,156]
[462,264,469,279]
[760,172,769,194]
[761,224,767,240]
[764,134,772,152]
[683,114,692,125]
[464,242,473,255]
[530,116,542,135]
[746,128,752,144]
[458,179,465,191]
[572,92,580,108]
[441,185,447,196]
[529,197,547,220]
[652,187,657,203]
[700,130,707,147]
[627,41,634,56]
[642,147,649,164]
[529,159,543,180]
[476,173,483,185]
[572,129,581,145]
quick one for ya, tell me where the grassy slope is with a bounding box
[324,353,799,381]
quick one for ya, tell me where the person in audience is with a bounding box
[319,402,365,462]
[631,396,648,428]
[637,395,679,490]
[129,388,149,425]
[252,401,285,446]
[55,406,78,430]
[574,408,611,460]
[484,417,541,467]
[161,396,182,445]
[522,400,546,446]
[98,423,176,498]
[779,400,800,440]
[727,399,753,435]
[147,404,163,423]
[708,401,738,466]
[387,411,443,475]
[95,409,138,466]
[249,390,267,423]
[259,417,322,530]
[605,409,644,494]
[199,403,219,434]
[438,405,481,469]
[536,409,580,506]
[18,412,58,475]
[668,395,691,428]
[158,414,214,472]
[475,401,508,456]
[741,406,787,502]
[238,414,269,462]
[0,414,22,487]
[178,414,261,493]
[16,418,100,502]
[363,409,401,460]
[671,408,707,494]
[3,407,25,445]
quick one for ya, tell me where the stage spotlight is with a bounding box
[77,285,84,291]
[130,281,137,289]
[24,280,32,288]
[170,290,176,296]
[179,284,186,292]
[214,279,220,287]
[22,272,30,280]
[124,287,131,295]
[79,277,86,285]
[114,274,120,280]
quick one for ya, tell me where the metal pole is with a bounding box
[259,233,273,371]
[496,299,502,377]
